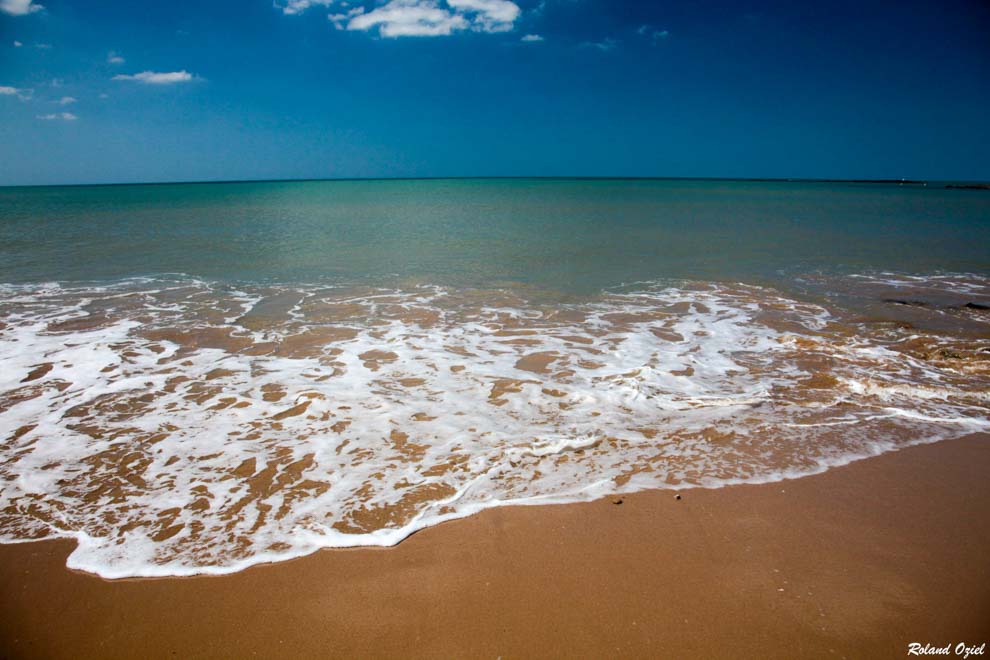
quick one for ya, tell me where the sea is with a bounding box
[0,178,987,578]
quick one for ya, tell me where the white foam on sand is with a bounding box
[0,278,987,578]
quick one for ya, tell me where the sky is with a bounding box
[1,0,988,185]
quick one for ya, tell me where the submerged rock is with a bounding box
[924,348,964,361]
[883,298,930,307]
[945,183,990,190]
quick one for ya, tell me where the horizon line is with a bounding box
[2,175,989,191]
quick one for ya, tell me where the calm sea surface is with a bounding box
[1,178,987,292]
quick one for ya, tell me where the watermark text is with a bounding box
[908,643,985,658]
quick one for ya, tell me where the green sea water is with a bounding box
[2,178,988,292]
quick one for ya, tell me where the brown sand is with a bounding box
[1,434,988,659]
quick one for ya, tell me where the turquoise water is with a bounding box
[2,178,988,292]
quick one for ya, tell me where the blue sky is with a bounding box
[1,0,988,185]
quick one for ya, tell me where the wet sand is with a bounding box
[1,433,988,659]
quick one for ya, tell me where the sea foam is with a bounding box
[0,277,987,578]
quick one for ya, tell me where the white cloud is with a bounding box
[13,40,23,47]
[58,95,76,105]
[348,1,468,37]
[329,6,365,29]
[0,85,32,100]
[521,33,543,42]
[113,70,196,84]
[35,42,52,49]
[446,0,519,32]
[107,51,125,64]
[0,0,43,16]
[99,92,109,99]
[37,112,77,120]
[286,0,521,37]
[280,0,335,15]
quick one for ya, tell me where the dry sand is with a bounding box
[1,433,988,659]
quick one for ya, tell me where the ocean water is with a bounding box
[0,178,988,578]
[3,178,990,290]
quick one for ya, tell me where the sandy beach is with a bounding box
[2,433,987,659]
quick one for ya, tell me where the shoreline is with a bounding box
[4,432,981,581]
[2,434,988,658]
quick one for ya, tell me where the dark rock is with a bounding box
[675,494,682,501]
[612,497,623,505]
[883,298,929,307]
[964,302,990,310]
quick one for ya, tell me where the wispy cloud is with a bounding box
[521,33,543,42]
[637,24,670,43]
[34,42,52,49]
[58,96,76,105]
[37,112,77,121]
[285,0,521,38]
[13,40,23,47]
[113,70,196,84]
[0,85,33,101]
[107,51,125,64]
[280,0,335,15]
[0,0,43,16]
[446,0,519,33]
[329,6,365,30]
[581,37,618,52]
